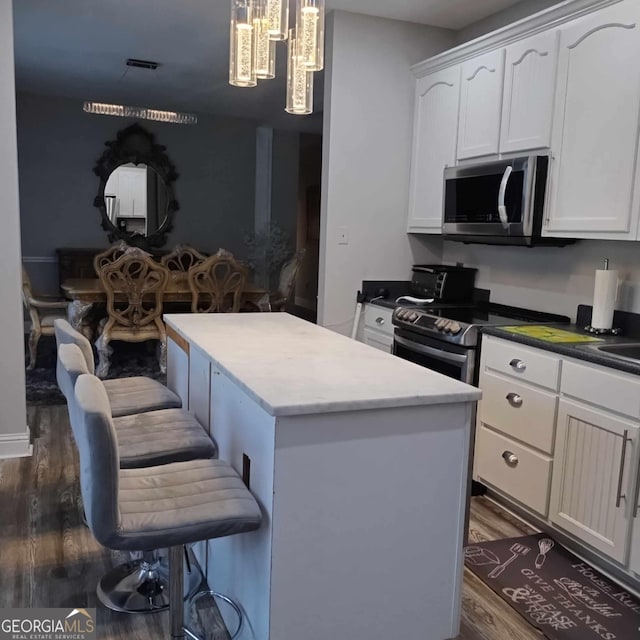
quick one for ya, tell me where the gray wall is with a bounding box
[0,0,28,452]
[456,0,563,43]
[17,91,302,292]
[318,11,453,334]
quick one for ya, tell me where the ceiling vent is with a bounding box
[126,58,159,70]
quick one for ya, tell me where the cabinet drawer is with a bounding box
[483,336,560,390]
[475,426,552,516]
[363,328,393,353]
[561,360,640,420]
[363,305,394,336]
[479,371,557,454]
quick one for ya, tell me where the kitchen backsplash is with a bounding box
[441,239,640,322]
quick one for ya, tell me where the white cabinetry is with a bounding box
[545,0,640,239]
[457,49,505,160]
[361,304,394,353]
[407,66,460,233]
[499,30,559,154]
[550,399,638,563]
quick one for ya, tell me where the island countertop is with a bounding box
[164,313,481,417]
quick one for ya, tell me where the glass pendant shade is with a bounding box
[254,1,276,79]
[229,0,257,87]
[296,0,324,71]
[266,0,288,41]
[286,29,313,115]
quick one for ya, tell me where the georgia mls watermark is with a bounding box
[0,608,96,640]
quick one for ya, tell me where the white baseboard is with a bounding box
[0,429,32,459]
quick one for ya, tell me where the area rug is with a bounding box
[464,534,640,640]
[25,335,165,405]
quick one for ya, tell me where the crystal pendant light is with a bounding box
[285,29,313,115]
[229,0,257,87]
[266,0,288,41]
[296,0,324,71]
[254,0,276,79]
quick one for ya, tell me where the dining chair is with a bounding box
[160,244,208,279]
[188,254,248,313]
[269,248,307,312]
[95,247,170,377]
[21,266,69,369]
[93,240,130,277]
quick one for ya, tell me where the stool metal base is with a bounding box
[98,548,203,614]
[184,590,243,640]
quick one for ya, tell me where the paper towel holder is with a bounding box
[584,258,621,335]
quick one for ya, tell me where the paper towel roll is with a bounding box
[591,269,618,329]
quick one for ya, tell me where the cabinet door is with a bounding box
[457,49,505,160]
[499,30,559,154]
[407,66,460,233]
[188,347,211,434]
[545,0,640,238]
[363,328,393,353]
[550,399,638,563]
[166,336,189,409]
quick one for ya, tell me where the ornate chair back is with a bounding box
[160,245,207,275]
[188,255,247,313]
[99,247,169,331]
[272,248,307,311]
[93,241,129,277]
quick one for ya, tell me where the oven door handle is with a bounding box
[394,335,468,365]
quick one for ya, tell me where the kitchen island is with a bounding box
[164,313,481,640]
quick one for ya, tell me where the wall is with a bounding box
[17,91,299,293]
[456,0,562,43]
[318,11,453,334]
[0,0,30,457]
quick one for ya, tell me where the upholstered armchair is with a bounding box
[188,254,248,313]
[22,267,69,369]
[95,247,170,377]
[93,241,129,277]
[269,248,307,312]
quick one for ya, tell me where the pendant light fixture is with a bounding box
[227,0,324,114]
[285,29,313,115]
[229,0,257,87]
[266,0,288,41]
[254,0,276,79]
[296,0,324,71]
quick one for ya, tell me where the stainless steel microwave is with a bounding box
[442,155,573,246]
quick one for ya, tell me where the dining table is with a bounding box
[61,277,270,335]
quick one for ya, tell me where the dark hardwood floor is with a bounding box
[0,404,542,639]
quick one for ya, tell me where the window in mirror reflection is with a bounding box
[104,163,169,237]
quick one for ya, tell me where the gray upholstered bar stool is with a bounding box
[58,342,218,613]
[72,373,262,640]
[54,319,181,417]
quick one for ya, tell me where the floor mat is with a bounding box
[465,533,640,640]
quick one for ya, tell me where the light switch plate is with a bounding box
[338,227,349,245]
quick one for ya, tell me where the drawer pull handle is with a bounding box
[502,451,519,467]
[506,392,523,407]
[616,430,630,509]
[509,358,526,371]
[375,317,385,325]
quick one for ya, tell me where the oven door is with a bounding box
[393,329,476,385]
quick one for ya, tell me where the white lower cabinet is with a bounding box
[478,335,640,574]
[360,304,394,353]
[549,399,638,564]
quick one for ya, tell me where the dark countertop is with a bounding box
[481,325,640,377]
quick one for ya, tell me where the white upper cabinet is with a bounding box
[499,30,559,154]
[457,49,505,160]
[545,0,640,239]
[407,66,460,233]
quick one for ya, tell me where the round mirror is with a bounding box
[93,124,179,249]
[104,164,170,238]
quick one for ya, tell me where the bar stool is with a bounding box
[58,343,217,613]
[72,373,262,639]
[54,318,181,417]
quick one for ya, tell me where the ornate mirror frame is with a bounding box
[93,124,179,249]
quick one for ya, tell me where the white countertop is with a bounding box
[165,313,481,417]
